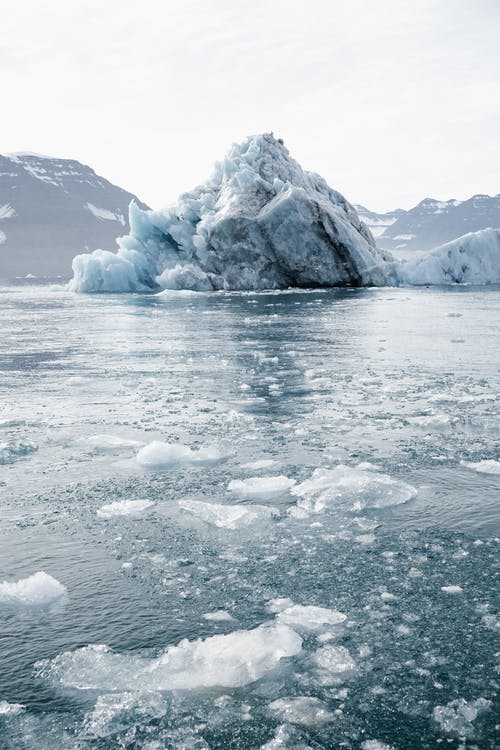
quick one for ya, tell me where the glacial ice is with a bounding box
[461,459,500,475]
[38,622,303,691]
[397,228,500,285]
[268,696,335,727]
[178,498,278,529]
[291,465,417,513]
[70,134,392,293]
[136,440,225,468]
[276,604,346,633]
[228,475,296,497]
[0,571,67,608]
[96,499,154,519]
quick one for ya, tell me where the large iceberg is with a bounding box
[70,134,393,292]
[397,228,500,285]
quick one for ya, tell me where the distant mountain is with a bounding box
[0,153,149,277]
[356,195,500,254]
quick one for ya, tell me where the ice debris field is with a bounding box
[0,278,498,750]
[69,134,500,293]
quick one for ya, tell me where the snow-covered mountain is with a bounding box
[70,134,392,293]
[356,195,500,254]
[0,153,149,277]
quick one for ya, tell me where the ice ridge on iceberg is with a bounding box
[70,133,393,292]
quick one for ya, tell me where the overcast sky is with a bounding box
[2,0,499,211]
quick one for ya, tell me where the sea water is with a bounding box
[0,282,498,749]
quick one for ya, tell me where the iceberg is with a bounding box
[70,134,392,292]
[397,228,500,285]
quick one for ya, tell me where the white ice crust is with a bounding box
[70,134,391,293]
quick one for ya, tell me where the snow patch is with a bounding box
[86,203,126,225]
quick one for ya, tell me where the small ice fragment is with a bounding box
[0,700,25,716]
[268,696,335,726]
[380,592,398,601]
[178,498,277,529]
[136,441,224,468]
[228,475,296,497]
[313,644,357,684]
[241,459,277,470]
[355,534,376,545]
[86,434,143,452]
[433,697,491,738]
[202,611,234,621]
[84,691,167,738]
[0,571,67,607]
[266,597,294,614]
[461,459,500,475]
[441,585,463,594]
[277,604,346,633]
[362,742,395,750]
[97,499,154,519]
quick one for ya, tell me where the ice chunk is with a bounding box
[97,499,154,519]
[241,459,277,470]
[433,697,491,738]
[361,742,396,750]
[0,439,37,465]
[0,572,67,608]
[38,622,302,691]
[268,696,335,726]
[228,475,296,497]
[84,691,167,738]
[202,610,234,621]
[86,434,143,452]
[461,459,500,475]
[70,134,392,293]
[313,644,357,684]
[277,604,346,633]
[260,724,314,750]
[178,498,277,529]
[441,585,463,595]
[397,228,500,285]
[136,441,224,468]
[291,465,416,513]
[0,700,25,716]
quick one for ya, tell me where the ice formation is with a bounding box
[291,465,417,513]
[96,499,154,519]
[136,440,225,468]
[70,134,392,292]
[38,622,302,691]
[0,701,25,716]
[276,604,346,633]
[228,475,296,497]
[461,459,500,475]
[0,571,67,607]
[397,228,500,285]
[178,498,278,529]
[433,697,491,738]
[268,696,335,727]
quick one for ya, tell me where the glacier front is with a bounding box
[69,134,393,293]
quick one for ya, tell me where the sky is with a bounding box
[2,0,499,212]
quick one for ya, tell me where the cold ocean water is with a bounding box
[0,281,498,750]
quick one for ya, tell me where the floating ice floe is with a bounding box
[441,585,463,595]
[202,610,234,621]
[240,459,277,470]
[84,691,167,739]
[70,133,392,293]
[276,604,346,633]
[136,441,225,468]
[268,696,335,727]
[361,741,396,750]
[433,697,491,738]
[228,475,296,497]
[0,439,37,465]
[291,465,417,513]
[0,700,25,717]
[86,434,144,452]
[0,572,67,608]
[37,622,302,691]
[461,459,500,475]
[313,645,357,685]
[97,499,154,519]
[178,498,278,529]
